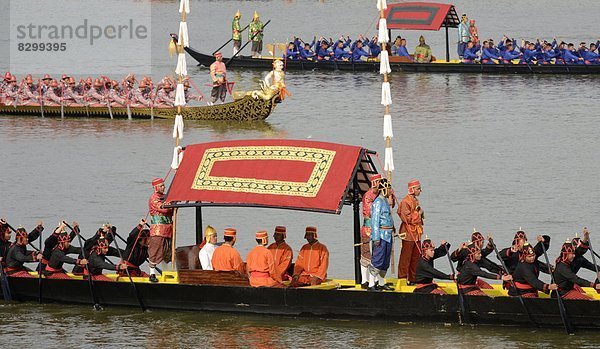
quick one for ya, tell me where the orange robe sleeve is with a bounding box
[293,246,307,276]
[271,243,293,277]
[398,195,423,241]
[266,249,281,283]
[314,243,329,281]
[232,249,246,274]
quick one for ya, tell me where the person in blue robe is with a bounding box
[368,178,395,292]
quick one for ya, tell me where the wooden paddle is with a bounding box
[114,227,162,275]
[444,243,467,325]
[37,79,44,118]
[583,228,600,283]
[65,221,101,310]
[489,237,536,326]
[540,240,574,334]
[0,255,12,301]
[212,24,249,55]
[37,225,43,304]
[106,227,146,311]
[225,20,271,67]
[5,223,40,253]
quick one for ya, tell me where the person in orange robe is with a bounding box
[398,179,424,284]
[246,231,284,287]
[291,226,329,287]
[267,226,293,280]
[211,228,245,274]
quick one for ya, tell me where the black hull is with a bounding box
[3,277,600,329]
[186,47,600,74]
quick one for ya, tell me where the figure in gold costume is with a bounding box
[249,11,264,58]
[232,10,242,56]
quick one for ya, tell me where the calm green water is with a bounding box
[1,0,600,347]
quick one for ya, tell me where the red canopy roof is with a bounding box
[165,139,378,214]
[383,2,460,31]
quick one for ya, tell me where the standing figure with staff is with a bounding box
[232,10,243,55]
[147,177,173,283]
[249,12,264,58]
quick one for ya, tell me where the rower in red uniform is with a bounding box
[398,179,424,284]
[86,236,126,281]
[44,231,88,279]
[553,241,600,300]
[148,177,174,283]
[120,219,150,277]
[500,229,549,274]
[246,231,284,287]
[291,227,329,287]
[451,230,501,289]
[457,243,512,296]
[212,228,245,273]
[414,237,454,294]
[267,226,293,281]
[5,228,43,277]
[509,243,556,298]
[359,174,382,288]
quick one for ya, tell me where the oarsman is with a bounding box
[584,43,600,64]
[367,35,381,58]
[398,179,424,285]
[42,221,75,268]
[87,79,106,107]
[291,227,329,287]
[5,228,43,277]
[41,74,52,91]
[333,38,351,61]
[498,42,521,64]
[285,42,300,60]
[198,225,218,270]
[148,177,174,283]
[396,39,412,60]
[108,80,128,107]
[0,219,13,262]
[481,41,500,64]
[43,79,62,106]
[246,231,284,287]
[86,236,126,281]
[359,174,382,288]
[571,229,598,274]
[299,42,317,60]
[368,178,395,291]
[414,36,432,63]
[183,79,202,103]
[44,231,87,279]
[462,41,480,63]
[563,43,584,64]
[316,38,334,61]
[451,230,501,289]
[131,80,153,107]
[414,237,453,295]
[553,240,600,300]
[267,226,293,281]
[232,10,242,55]
[2,75,18,106]
[211,228,246,274]
[209,52,227,104]
[63,77,84,106]
[121,219,150,277]
[248,11,264,58]
[540,43,560,64]
[19,74,40,106]
[155,82,175,107]
[500,230,548,274]
[71,223,115,275]
[351,38,370,62]
[509,243,556,298]
[457,243,512,296]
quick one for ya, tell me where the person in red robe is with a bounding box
[211,228,245,274]
[147,177,173,283]
[398,179,424,284]
[291,226,329,287]
[267,226,293,280]
[360,174,382,288]
[246,231,284,287]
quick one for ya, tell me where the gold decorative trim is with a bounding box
[191,146,336,197]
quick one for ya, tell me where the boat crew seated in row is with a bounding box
[0,73,203,108]
[199,226,329,287]
[462,37,600,65]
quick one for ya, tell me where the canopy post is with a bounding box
[445,26,450,62]
[195,206,203,245]
[353,175,361,285]
[171,208,178,270]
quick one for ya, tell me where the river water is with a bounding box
[1,0,600,347]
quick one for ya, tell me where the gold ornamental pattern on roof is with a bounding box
[191,146,337,197]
